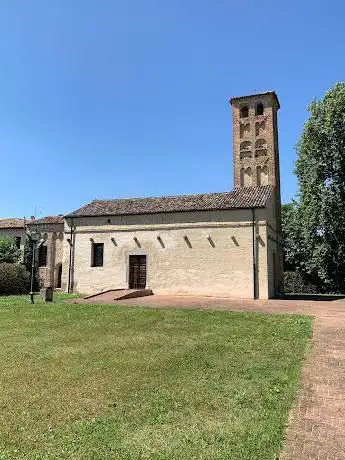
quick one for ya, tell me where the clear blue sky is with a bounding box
[0,0,343,219]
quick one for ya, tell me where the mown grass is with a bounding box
[0,295,311,460]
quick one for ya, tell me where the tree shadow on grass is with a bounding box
[279,293,345,302]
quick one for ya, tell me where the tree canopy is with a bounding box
[287,82,345,292]
[0,236,21,264]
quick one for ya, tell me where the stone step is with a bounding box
[82,288,153,303]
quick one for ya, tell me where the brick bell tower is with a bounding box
[230,91,283,293]
[230,91,281,191]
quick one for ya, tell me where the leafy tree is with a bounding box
[0,263,30,295]
[0,236,21,264]
[295,82,345,292]
[281,202,303,272]
[23,234,34,272]
[23,234,40,290]
[282,202,322,291]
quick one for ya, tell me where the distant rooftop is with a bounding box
[28,216,64,225]
[0,218,25,229]
[230,91,280,109]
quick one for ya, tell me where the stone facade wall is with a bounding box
[30,223,64,288]
[0,228,26,251]
[62,207,272,299]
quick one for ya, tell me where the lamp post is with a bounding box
[29,230,40,304]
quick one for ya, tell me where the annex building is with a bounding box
[1,92,283,299]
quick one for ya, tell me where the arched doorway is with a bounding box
[56,264,62,289]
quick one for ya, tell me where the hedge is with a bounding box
[0,263,31,295]
[283,271,319,294]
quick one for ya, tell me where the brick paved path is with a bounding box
[116,295,345,459]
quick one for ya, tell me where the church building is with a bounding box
[59,91,283,299]
[1,91,282,299]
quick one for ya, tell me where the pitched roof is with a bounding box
[0,218,25,229]
[230,91,280,109]
[28,216,64,225]
[66,186,272,218]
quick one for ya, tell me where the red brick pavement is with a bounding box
[115,295,345,459]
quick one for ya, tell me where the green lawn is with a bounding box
[0,294,311,460]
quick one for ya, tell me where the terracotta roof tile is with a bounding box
[230,91,280,108]
[0,218,25,229]
[29,216,64,225]
[66,186,273,218]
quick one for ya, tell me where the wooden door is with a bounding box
[129,255,147,289]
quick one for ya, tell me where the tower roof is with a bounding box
[230,91,280,109]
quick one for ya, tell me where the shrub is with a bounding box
[0,263,31,295]
[0,236,21,264]
[283,271,319,294]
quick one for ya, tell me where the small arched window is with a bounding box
[240,141,252,159]
[257,165,268,186]
[240,123,250,138]
[255,139,266,149]
[255,103,264,116]
[255,138,267,157]
[240,167,252,187]
[240,106,249,118]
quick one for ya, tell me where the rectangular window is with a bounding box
[38,246,47,267]
[92,243,104,267]
[15,237,21,249]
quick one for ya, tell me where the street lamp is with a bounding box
[28,230,45,304]
[29,231,39,304]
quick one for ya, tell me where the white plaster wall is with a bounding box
[62,209,271,299]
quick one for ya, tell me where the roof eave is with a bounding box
[65,204,267,219]
[230,91,280,109]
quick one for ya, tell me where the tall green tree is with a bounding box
[281,202,304,272]
[295,82,345,291]
[0,236,21,264]
[23,234,34,271]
